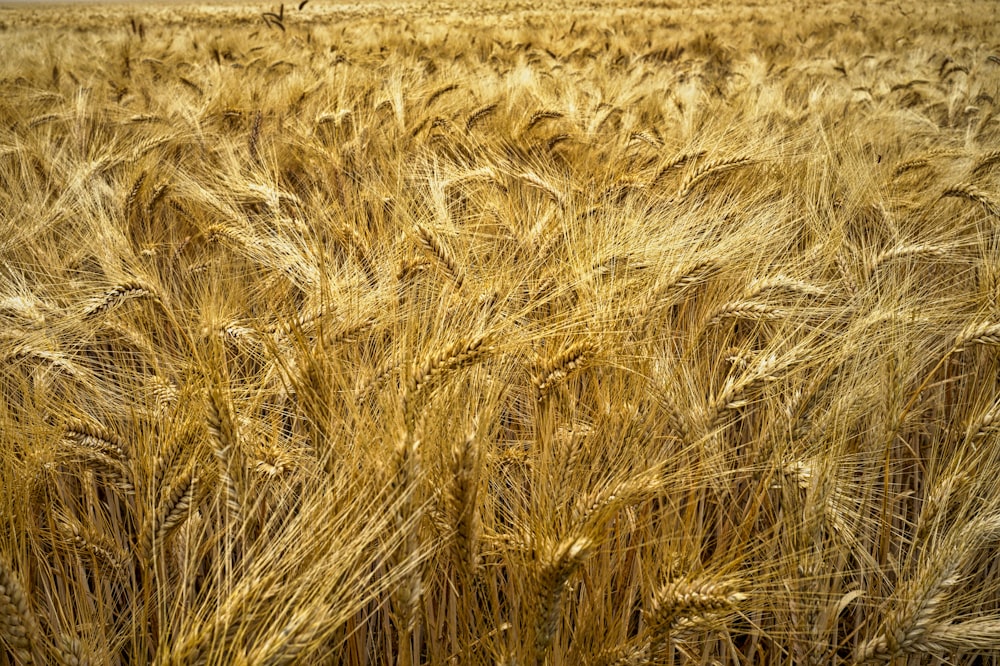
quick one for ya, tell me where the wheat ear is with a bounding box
[646,578,746,654]
[867,244,947,277]
[535,536,594,661]
[676,156,754,199]
[125,171,146,215]
[414,223,465,288]
[967,398,1000,446]
[893,157,932,177]
[57,514,126,569]
[703,353,785,433]
[404,336,490,425]
[517,171,565,208]
[4,344,84,379]
[651,259,719,305]
[577,473,661,531]
[919,618,1000,653]
[248,109,262,161]
[525,109,563,131]
[465,102,497,130]
[63,419,127,463]
[0,557,41,664]
[206,387,244,527]
[532,341,594,401]
[857,516,1000,662]
[972,149,1000,175]
[744,274,829,300]
[54,635,92,666]
[951,320,1000,352]
[83,281,160,319]
[651,150,707,184]
[448,423,481,575]
[425,82,458,107]
[941,182,999,215]
[141,465,198,560]
[704,300,786,329]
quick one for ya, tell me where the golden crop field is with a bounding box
[1,0,1000,663]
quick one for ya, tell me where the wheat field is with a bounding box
[1,0,1000,664]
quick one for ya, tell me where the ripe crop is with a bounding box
[1,0,1000,663]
